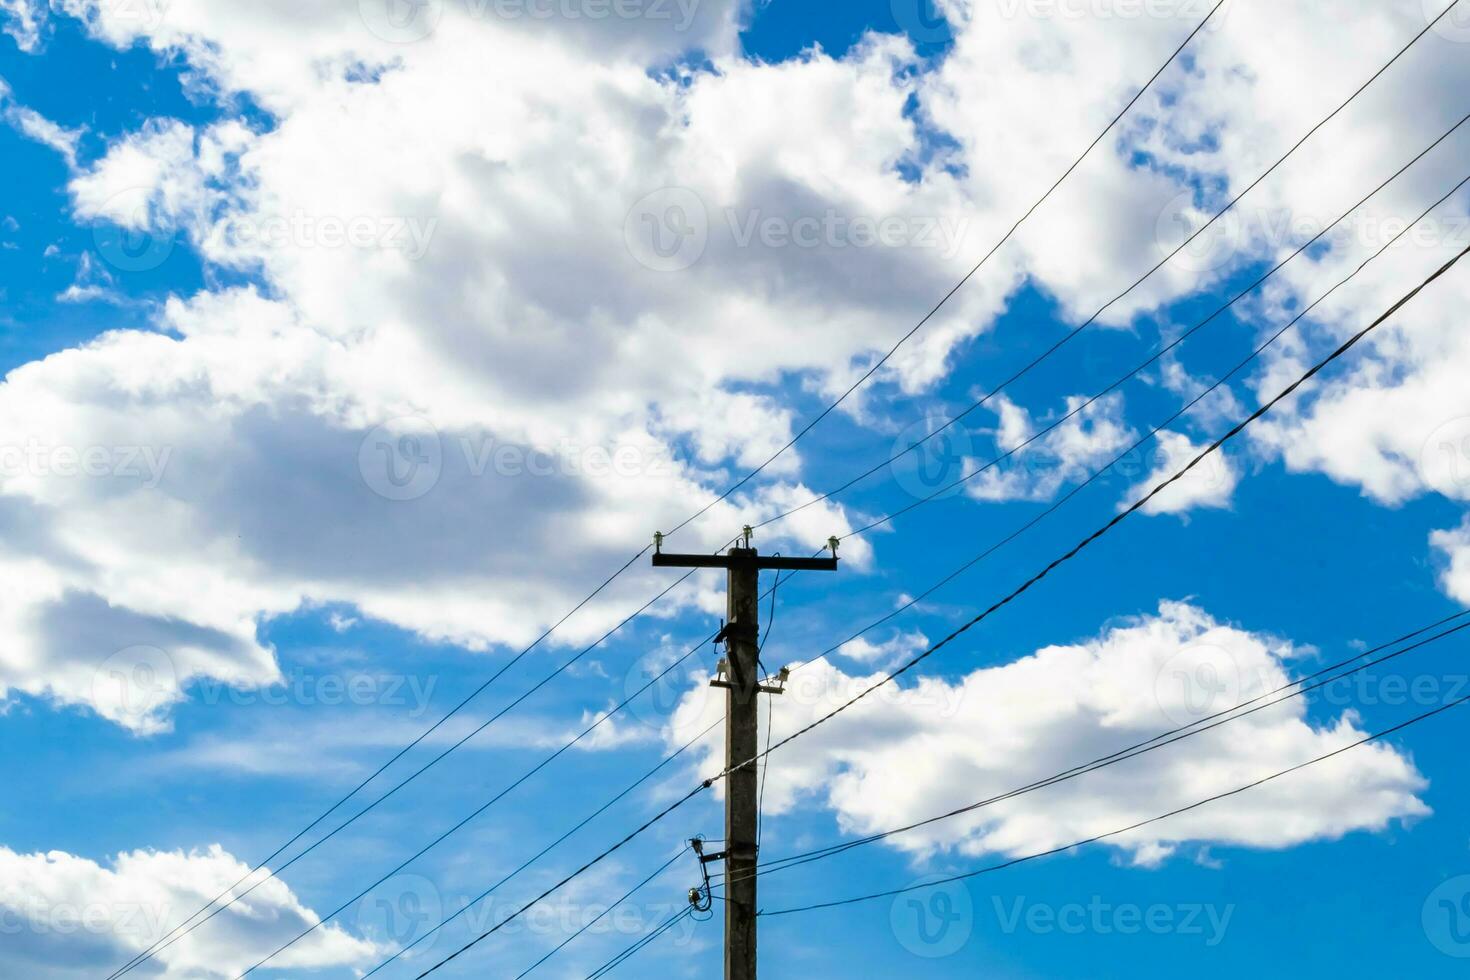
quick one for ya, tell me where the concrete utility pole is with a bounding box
[653,528,839,980]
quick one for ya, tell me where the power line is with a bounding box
[117,555,712,979]
[714,610,1470,887]
[231,632,722,977]
[585,907,695,980]
[757,569,783,848]
[413,782,710,979]
[753,0,1465,534]
[103,544,650,980]
[513,844,692,980]
[805,162,1470,666]
[831,112,1470,543]
[361,716,723,979]
[136,18,1448,973]
[663,0,1228,538]
[712,240,1470,790]
[756,689,1470,917]
[405,226,1470,980]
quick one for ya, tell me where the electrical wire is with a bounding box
[756,690,1470,916]
[756,570,783,848]
[120,15,1461,975]
[129,558,710,980]
[102,545,652,980]
[751,0,1465,533]
[514,844,688,980]
[360,715,723,979]
[232,631,723,977]
[712,609,1470,888]
[710,240,1470,793]
[663,0,1229,538]
[584,907,695,980]
[404,227,1470,980]
[801,163,1470,667]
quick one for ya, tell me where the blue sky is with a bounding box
[3,1,1470,978]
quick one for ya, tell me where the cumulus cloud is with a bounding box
[4,0,1467,731]
[966,392,1136,502]
[0,0,44,51]
[669,602,1429,866]
[1126,429,1238,516]
[0,844,381,979]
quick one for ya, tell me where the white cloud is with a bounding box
[967,392,1136,502]
[0,844,381,979]
[1126,429,1238,516]
[837,628,930,667]
[5,0,1468,730]
[0,0,43,51]
[669,601,1428,866]
[1431,520,1470,605]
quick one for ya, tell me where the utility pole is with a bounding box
[653,528,840,980]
